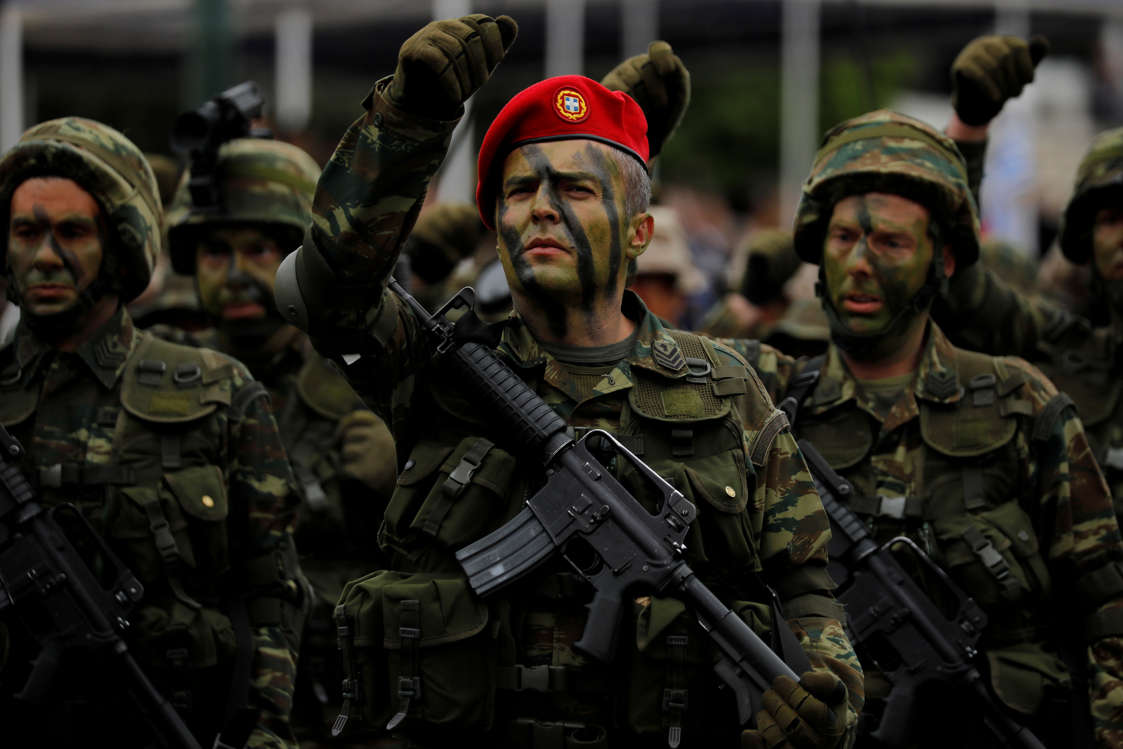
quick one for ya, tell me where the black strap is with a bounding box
[136,492,201,610]
[778,355,826,427]
[213,595,260,749]
[1033,392,1075,444]
[231,380,269,419]
[421,438,494,537]
[961,526,1022,600]
[386,599,422,731]
[662,634,690,749]
[332,608,359,737]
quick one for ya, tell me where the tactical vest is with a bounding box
[333,330,800,747]
[0,331,284,724]
[784,347,1077,718]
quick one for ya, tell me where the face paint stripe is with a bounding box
[583,145,623,298]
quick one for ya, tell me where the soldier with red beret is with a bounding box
[276,14,861,748]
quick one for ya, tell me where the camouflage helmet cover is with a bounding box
[166,138,320,274]
[1059,127,1123,265]
[0,116,163,303]
[793,109,980,269]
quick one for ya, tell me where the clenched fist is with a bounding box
[600,40,690,159]
[741,672,850,749]
[951,34,1049,126]
[336,410,397,495]
[389,14,519,119]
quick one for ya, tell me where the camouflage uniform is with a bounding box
[0,118,303,747]
[276,78,862,747]
[937,129,1123,530]
[721,110,1123,747]
[165,137,397,742]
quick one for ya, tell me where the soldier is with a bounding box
[164,136,397,743]
[274,13,862,749]
[720,106,1123,746]
[0,117,304,746]
[629,204,705,326]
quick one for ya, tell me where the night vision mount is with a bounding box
[170,80,271,211]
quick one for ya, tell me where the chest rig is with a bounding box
[783,349,1056,617]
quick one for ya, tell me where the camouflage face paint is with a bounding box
[821,193,937,356]
[496,140,633,337]
[7,177,104,318]
[194,224,287,343]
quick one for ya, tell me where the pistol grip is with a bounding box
[574,590,623,662]
[17,638,65,703]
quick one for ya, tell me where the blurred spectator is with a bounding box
[630,205,705,326]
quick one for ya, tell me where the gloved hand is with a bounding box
[389,14,518,119]
[951,34,1049,126]
[336,410,397,494]
[741,672,850,749]
[600,40,690,159]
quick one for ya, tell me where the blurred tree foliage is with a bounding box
[659,49,919,209]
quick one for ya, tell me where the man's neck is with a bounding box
[513,290,636,347]
[54,296,120,352]
[839,316,929,381]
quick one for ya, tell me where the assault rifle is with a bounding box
[0,425,202,749]
[386,279,811,726]
[796,438,1045,749]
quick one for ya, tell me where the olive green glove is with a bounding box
[740,672,850,749]
[951,34,1049,126]
[600,40,690,159]
[336,410,397,495]
[406,203,488,284]
[389,14,518,119]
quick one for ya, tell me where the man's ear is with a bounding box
[626,211,655,260]
[942,244,956,278]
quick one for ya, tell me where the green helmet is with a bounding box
[793,109,980,269]
[166,138,320,275]
[0,116,162,303]
[1058,127,1123,265]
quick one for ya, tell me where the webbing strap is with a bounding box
[421,438,494,537]
[332,608,359,737]
[136,492,201,610]
[750,409,790,468]
[662,634,690,749]
[387,599,422,731]
[962,526,1022,600]
[847,492,924,519]
[1033,392,1075,444]
[38,462,161,487]
[778,356,826,427]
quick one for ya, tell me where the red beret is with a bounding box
[475,75,649,229]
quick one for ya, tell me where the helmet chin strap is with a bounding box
[817,252,946,361]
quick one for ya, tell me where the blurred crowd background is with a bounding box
[3,0,1122,332]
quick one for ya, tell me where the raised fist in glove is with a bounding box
[336,410,397,495]
[600,40,690,159]
[741,672,850,749]
[390,14,518,119]
[952,34,1049,126]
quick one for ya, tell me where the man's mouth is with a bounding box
[222,302,266,319]
[841,292,883,314]
[25,282,76,300]
[523,237,570,257]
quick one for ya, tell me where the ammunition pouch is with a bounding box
[332,570,500,737]
[985,642,1071,717]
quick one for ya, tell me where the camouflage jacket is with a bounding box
[936,262,1123,527]
[726,322,1123,745]
[0,309,302,748]
[297,78,863,744]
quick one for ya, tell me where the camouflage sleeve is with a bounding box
[226,369,303,747]
[951,136,987,208]
[933,261,1085,358]
[298,77,461,418]
[1009,357,1123,743]
[730,350,862,730]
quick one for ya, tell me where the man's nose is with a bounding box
[32,238,65,271]
[844,237,875,277]
[530,184,559,222]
